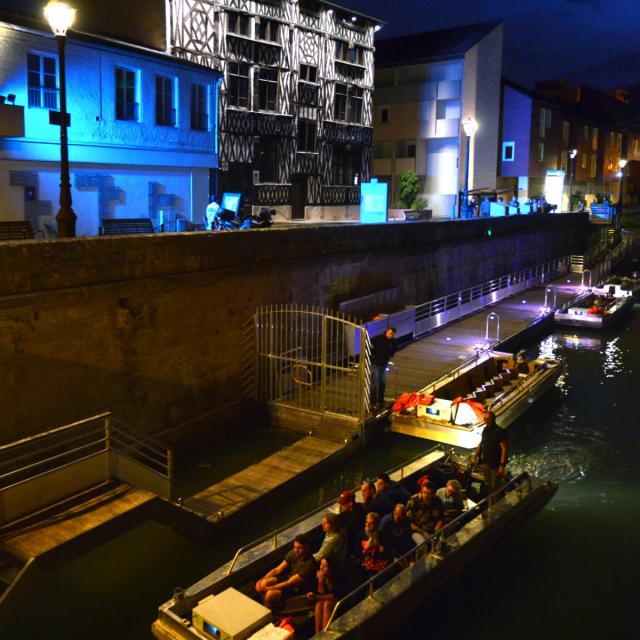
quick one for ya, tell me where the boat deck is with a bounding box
[182,435,345,522]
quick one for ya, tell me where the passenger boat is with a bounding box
[592,277,640,299]
[390,350,563,449]
[554,290,634,329]
[151,447,557,640]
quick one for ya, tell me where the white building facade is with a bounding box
[0,15,221,236]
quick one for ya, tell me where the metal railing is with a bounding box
[412,256,570,338]
[325,471,533,630]
[0,412,173,523]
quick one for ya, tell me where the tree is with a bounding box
[398,171,420,209]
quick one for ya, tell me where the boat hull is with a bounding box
[554,295,634,329]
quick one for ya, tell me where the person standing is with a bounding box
[472,410,507,498]
[370,327,397,409]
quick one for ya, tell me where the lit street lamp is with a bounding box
[618,159,627,213]
[44,1,77,238]
[569,148,578,210]
[460,117,478,219]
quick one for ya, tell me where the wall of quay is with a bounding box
[0,213,590,443]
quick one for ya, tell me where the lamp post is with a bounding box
[44,1,77,238]
[618,159,627,214]
[460,117,478,218]
[569,148,578,210]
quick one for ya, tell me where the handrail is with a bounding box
[325,471,532,630]
[226,445,444,575]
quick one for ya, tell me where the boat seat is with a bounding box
[472,389,488,401]
[281,595,314,616]
[505,368,519,381]
[491,377,504,390]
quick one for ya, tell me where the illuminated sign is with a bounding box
[221,192,241,214]
[360,179,388,223]
[544,170,565,211]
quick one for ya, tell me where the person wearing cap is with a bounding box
[337,490,365,558]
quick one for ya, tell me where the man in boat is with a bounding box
[514,350,530,375]
[356,512,392,577]
[255,534,317,610]
[435,479,465,528]
[406,480,444,545]
[360,479,393,517]
[370,326,397,410]
[375,472,411,506]
[337,490,366,558]
[313,512,347,566]
[471,410,508,496]
[378,503,415,560]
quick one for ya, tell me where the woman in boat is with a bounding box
[314,512,347,566]
[307,556,344,633]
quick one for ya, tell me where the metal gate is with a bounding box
[251,305,371,439]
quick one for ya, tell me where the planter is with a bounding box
[404,209,432,221]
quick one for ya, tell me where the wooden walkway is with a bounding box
[388,272,586,399]
[183,435,344,522]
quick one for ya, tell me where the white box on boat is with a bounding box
[248,623,294,640]
[192,587,271,640]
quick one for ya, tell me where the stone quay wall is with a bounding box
[0,213,589,444]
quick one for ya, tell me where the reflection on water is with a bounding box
[4,312,639,639]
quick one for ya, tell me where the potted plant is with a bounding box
[398,171,431,220]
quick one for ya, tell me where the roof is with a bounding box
[321,1,386,25]
[375,22,501,68]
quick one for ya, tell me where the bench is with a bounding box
[0,220,34,241]
[100,217,154,236]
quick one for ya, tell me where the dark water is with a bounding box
[5,311,640,639]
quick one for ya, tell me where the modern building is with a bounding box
[371,22,504,217]
[0,8,221,237]
[167,0,383,219]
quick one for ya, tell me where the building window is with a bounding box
[561,150,568,171]
[373,141,393,159]
[538,142,544,162]
[592,127,599,151]
[155,75,176,126]
[335,41,363,65]
[585,125,591,141]
[334,83,347,121]
[228,62,249,108]
[115,67,138,121]
[590,154,597,178]
[228,12,249,36]
[256,138,278,182]
[348,86,363,124]
[502,141,515,162]
[581,152,587,169]
[258,18,279,43]
[190,83,208,131]
[539,108,551,138]
[380,107,389,123]
[299,64,317,83]
[332,145,357,185]
[257,67,278,112]
[562,121,570,146]
[27,52,58,108]
[297,119,316,152]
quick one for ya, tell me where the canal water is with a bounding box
[5,311,639,639]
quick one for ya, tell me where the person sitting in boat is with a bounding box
[378,503,415,561]
[337,490,366,561]
[406,480,444,545]
[471,410,507,499]
[588,299,604,316]
[356,512,393,577]
[375,472,411,507]
[514,350,531,375]
[307,556,345,634]
[360,479,394,517]
[435,480,465,529]
[255,534,317,610]
[314,512,347,567]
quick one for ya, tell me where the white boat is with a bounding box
[390,350,563,449]
[151,447,557,640]
[554,290,634,329]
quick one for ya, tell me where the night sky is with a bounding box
[1,0,639,90]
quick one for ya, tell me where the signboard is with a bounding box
[49,110,70,127]
[544,170,565,211]
[221,192,241,214]
[360,179,388,224]
[252,170,260,184]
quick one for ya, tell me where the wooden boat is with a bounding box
[554,290,634,329]
[151,447,557,640]
[390,350,563,449]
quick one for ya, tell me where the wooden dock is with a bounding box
[182,435,345,523]
[388,272,585,399]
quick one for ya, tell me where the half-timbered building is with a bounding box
[167,0,383,219]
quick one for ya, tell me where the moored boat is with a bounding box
[390,350,563,449]
[554,290,634,329]
[151,448,557,640]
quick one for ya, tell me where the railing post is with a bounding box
[104,413,113,478]
[359,327,368,445]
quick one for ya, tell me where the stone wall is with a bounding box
[0,214,589,443]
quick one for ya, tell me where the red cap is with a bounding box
[337,490,355,505]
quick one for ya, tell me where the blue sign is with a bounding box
[221,192,241,214]
[360,179,388,224]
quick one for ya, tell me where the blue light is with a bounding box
[360,179,388,223]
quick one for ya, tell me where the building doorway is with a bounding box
[291,175,307,219]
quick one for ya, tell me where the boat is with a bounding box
[390,350,563,449]
[151,447,557,640]
[554,290,634,329]
[592,276,640,299]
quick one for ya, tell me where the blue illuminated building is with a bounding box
[0,9,222,236]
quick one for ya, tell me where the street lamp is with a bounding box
[569,148,578,210]
[44,1,77,238]
[461,117,478,218]
[618,159,627,213]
